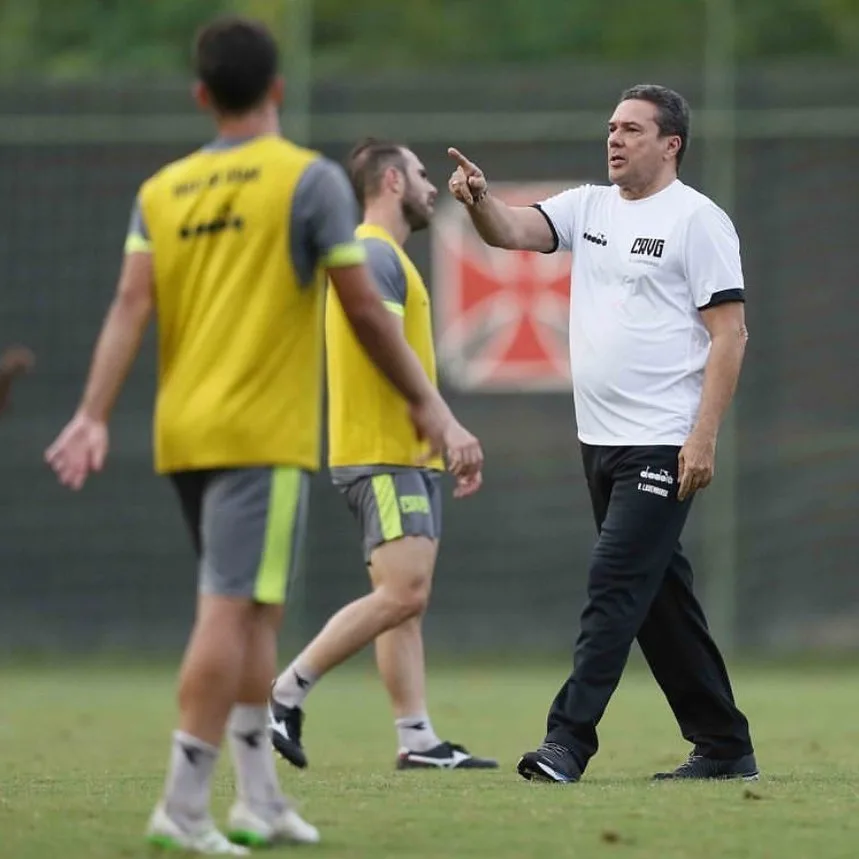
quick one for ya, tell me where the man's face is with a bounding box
[399,149,437,232]
[607,99,679,189]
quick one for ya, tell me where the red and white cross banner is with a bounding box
[431,182,580,392]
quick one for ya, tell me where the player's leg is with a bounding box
[371,474,437,754]
[270,470,439,767]
[226,604,321,844]
[205,468,318,846]
[636,547,758,780]
[371,473,498,769]
[518,445,691,783]
[229,602,285,816]
[376,615,428,723]
[369,535,436,730]
[147,470,252,855]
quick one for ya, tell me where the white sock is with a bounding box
[228,705,286,815]
[162,731,219,824]
[272,661,318,709]
[395,714,442,753]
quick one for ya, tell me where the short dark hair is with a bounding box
[194,17,279,114]
[619,84,691,168]
[346,138,408,208]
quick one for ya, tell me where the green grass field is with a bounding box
[2,660,859,859]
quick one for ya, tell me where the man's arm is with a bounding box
[688,204,748,443]
[447,148,556,251]
[332,238,416,373]
[299,160,440,408]
[73,197,154,423]
[76,249,154,422]
[464,195,557,252]
[694,301,748,441]
[677,301,746,501]
[337,237,482,495]
[300,158,481,474]
[677,204,748,501]
[327,264,437,408]
[44,201,154,490]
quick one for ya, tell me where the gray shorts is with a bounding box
[171,467,309,603]
[332,466,443,564]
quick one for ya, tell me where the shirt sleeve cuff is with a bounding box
[124,233,152,254]
[322,241,367,268]
[382,300,405,317]
[530,204,560,254]
[698,288,745,310]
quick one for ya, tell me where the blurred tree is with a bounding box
[736,0,839,58]
[0,0,234,79]
[0,0,854,80]
[820,0,859,54]
[312,0,709,69]
[311,0,853,70]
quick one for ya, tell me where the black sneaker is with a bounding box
[652,752,759,781]
[517,742,582,783]
[396,741,498,770]
[269,701,307,769]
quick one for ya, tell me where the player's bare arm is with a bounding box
[447,147,555,252]
[77,251,155,422]
[328,263,483,479]
[678,301,748,501]
[45,251,154,490]
[0,345,34,417]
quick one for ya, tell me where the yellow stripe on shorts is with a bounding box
[383,300,405,317]
[254,467,301,604]
[371,474,404,542]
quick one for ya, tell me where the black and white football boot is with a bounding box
[396,741,498,770]
[269,700,308,769]
[516,742,582,783]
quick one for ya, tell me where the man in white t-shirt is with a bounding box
[447,84,757,784]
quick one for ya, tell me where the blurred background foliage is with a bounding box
[0,0,857,80]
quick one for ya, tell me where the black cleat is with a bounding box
[396,741,498,770]
[269,701,307,769]
[652,752,760,781]
[517,742,582,783]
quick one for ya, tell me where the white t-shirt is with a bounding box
[536,179,744,447]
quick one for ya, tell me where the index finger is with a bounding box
[447,147,476,173]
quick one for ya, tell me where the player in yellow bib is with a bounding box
[44,19,483,855]
[270,140,496,771]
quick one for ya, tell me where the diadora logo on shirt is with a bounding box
[179,203,244,240]
[630,237,665,259]
[583,230,607,246]
[637,468,674,498]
